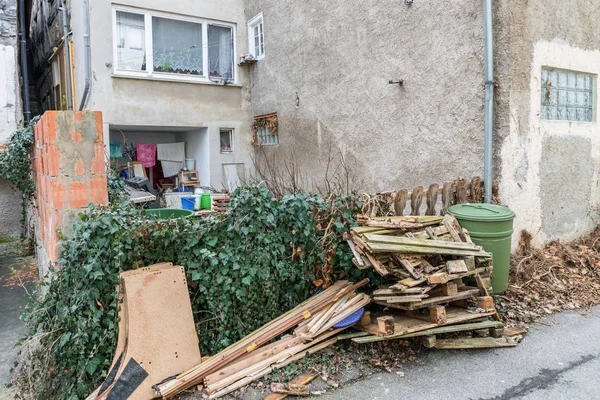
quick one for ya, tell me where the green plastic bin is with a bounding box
[143,209,194,219]
[447,204,516,294]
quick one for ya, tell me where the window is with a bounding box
[247,13,264,60]
[152,17,203,75]
[116,11,146,71]
[252,113,279,146]
[541,68,595,122]
[220,129,233,153]
[113,7,236,83]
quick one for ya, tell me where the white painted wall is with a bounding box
[0,44,19,141]
[501,40,600,247]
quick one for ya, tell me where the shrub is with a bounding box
[17,186,375,399]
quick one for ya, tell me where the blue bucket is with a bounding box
[181,197,196,211]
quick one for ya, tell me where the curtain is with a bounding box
[152,17,203,75]
[208,25,233,80]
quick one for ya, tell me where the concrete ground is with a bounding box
[0,241,35,399]
[320,307,600,400]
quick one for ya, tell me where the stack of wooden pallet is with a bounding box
[347,215,516,349]
[154,279,370,399]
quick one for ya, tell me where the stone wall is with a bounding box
[33,111,108,276]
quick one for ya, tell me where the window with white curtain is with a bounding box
[113,7,236,83]
[247,13,264,60]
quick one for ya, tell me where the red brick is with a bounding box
[91,144,106,174]
[74,159,85,175]
[74,112,83,123]
[33,149,42,173]
[46,145,60,176]
[94,112,104,143]
[44,112,58,144]
[34,120,42,147]
[90,175,109,205]
[50,178,70,210]
[70,179,90,208]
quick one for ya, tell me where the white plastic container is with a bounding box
[185,159,196,171]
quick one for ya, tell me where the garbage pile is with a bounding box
[346,214,517,348]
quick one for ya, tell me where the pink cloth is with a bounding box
[136,143,157,168]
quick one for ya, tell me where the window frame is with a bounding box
[247,13,264,60]
[112,6,238,84]
[219,128,234,154]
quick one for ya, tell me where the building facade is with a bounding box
[26,0,600,247]
[244,0,600,247]
[30,0,254,191]
[0,0,24,237]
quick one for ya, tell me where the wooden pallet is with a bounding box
[358,306,495,338]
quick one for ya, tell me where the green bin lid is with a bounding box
[447,203,515,222]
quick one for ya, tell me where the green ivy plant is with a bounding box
[16,186,377,400]
[0,117,40,234]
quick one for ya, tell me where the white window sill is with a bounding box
[111,73,243,88]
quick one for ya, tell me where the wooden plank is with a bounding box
[366,242,490,257]
[427,273,449,285]
[410,186,424,216]
[432,337,517,350]
[397,278,427,288]
[441,181,453,216]
[364,234,483,251]
[376,287,480,311]
[263,372,320,400]
[446,260,468,274]
[395,257,423,279]
[378,316,395,335]
[477,296,495,311]
[157,280,360,397]
[346,240,364,268]
[455,179,468,204]
[428,305,447,324]
[394,189,408,216]
[425,184,439,216]
[442,282,459,296]
[365,252,390,277]
[357,307,495,338]
[374,295,429,303]
[270,383,309,397]
[353,320,503,343]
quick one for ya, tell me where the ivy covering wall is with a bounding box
[18,186,377,399]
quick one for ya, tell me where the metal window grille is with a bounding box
[541,68,594,122]
[256,126,278,145]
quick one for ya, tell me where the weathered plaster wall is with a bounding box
[0,0,23,237]
[70,0,254,190]
[499,0,600,246]
[244,0,495,192]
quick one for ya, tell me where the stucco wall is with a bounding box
[70,0,254,190]
[244,0,494,192]
[499,0,600,246]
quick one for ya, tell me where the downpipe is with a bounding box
[483,0,494,204]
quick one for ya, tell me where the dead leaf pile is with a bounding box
[501,228,600,322]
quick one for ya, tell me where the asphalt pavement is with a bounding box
[320,307,600,400]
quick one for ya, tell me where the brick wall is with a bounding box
[33,111,108,275]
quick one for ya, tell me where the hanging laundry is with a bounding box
[135,143,157,168]
[110,142,123,158]
[157,143,185,178]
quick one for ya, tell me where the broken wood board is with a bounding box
[365,241,491,257]
[353,320,503,343]
[270,383,309,397]
[375,287,480,311]
[425,336,518,350]
[357,307,495,338]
